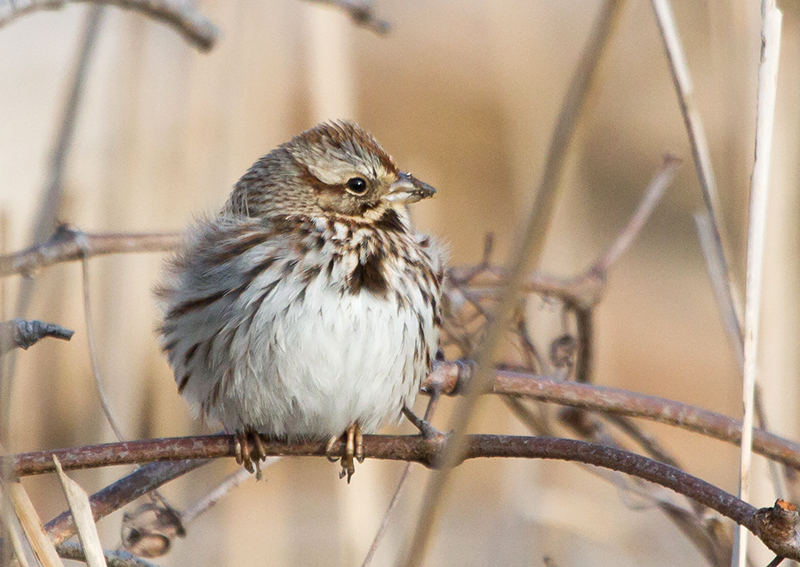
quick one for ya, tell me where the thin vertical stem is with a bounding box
[400,2,626,564]
[734,3,782,567]
[650,0,743,336]
[16,6,105,319]
[1,6,105,479]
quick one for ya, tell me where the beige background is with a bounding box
[2,0,799,565]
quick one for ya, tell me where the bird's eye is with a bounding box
[345,177,368,196]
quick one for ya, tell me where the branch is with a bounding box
[10,365,799,476]
[0,318,73,355]
[448,154,680,310]
[422,367,800,472]
[45,460,208,546]
[736,5,783,565]
[0,0,218,52]
[0,225,180,278]
[9,435,800,560]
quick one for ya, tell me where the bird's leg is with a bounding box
[326,423,363,482]
[403,405,444,440]
[234,427,267,480]
[355,423,364,464]
[341,422,361,483]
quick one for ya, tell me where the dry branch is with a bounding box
[17,367,800,473]
[45,460,208,546]
[0,318,73,355]
[0,226,181,278]
[650,0,742,332]
[484,370,800,472]
[9,434,800,561]
[736,4,783,565]
[0,0,218,51]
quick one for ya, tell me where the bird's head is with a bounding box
[225,121,436,224]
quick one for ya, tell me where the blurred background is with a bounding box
[2,0,800,565]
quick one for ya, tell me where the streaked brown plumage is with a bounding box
[158,121,444,480]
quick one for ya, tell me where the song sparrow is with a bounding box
[157,121,444,481]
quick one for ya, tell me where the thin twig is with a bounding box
[694,212,744,367]
[592,154,681,272]
[650,0,743,334]
[302,0,389,35]
[571,306,593,383]
[80,258,125,442]
[483,370,800,472]
[735,4,783,566]
[0,319,73,356]
[15,8,105,318]
[447,153,680,310]
[179,467,256,525]
[402,3,627,563]
[0,226,181,278]
[0,0,217,51]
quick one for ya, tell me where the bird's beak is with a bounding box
[382,172,437,205]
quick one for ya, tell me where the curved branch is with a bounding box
[422,366,800,472]
[0,0,218,52]
[11,434,799,560]
[491,371,800,469]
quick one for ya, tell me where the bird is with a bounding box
[157,121,444,481]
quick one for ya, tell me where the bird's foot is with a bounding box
[326,423,363,483]
[403,406,445,441]
[234,427,267,480]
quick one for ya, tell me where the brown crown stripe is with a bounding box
[294,122,398,176]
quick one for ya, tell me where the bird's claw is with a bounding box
[234,428,267,480]
[327,423,362,483]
